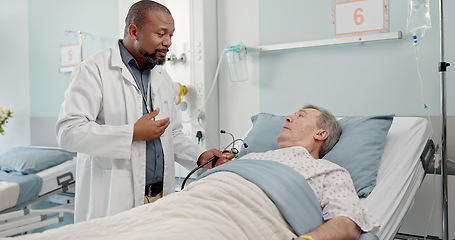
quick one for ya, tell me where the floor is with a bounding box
[395,232,443,240]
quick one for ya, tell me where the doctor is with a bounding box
[56,0,232,223]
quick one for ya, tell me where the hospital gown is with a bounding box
[241,146,380,232]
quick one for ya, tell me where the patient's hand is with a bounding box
[198,149,234,169]
[302,216,361,240]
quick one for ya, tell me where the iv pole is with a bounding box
[438,0,450,239]
[63,30,96,60]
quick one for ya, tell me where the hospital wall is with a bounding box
[262,1,455,158]
[7,0,453,158]
[218,0,455,162]
[0,0,119,151]
[0,0,30,150]
[28,0,119,147]
[257,1,452,116]
[217,1,454,238]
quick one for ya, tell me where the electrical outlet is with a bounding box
[196,83,203,98]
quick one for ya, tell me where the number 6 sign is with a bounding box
[334,0,387,36]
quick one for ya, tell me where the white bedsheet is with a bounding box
[362,117,431,240]
[13,172,297,240]
[0,181,19,212]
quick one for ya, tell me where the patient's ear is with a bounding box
[314,129,328,141]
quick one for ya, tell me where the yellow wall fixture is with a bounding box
[173,82,187,105]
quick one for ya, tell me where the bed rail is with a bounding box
[420,139,436,173]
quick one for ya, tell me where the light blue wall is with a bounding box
[258,1,454,117]
[28,0,119,118]
[0,0,30,150]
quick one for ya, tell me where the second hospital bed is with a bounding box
[0,147,77,236]
[8,115,434,240]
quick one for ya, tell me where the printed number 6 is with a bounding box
[354,8,364,25]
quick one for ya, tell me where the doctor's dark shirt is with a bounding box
[118,40,164,186]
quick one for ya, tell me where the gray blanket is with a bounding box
[0,170,42,206]
[198,159,378,240]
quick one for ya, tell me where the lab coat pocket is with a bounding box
[107,169,134,214]
[157,100,170,121]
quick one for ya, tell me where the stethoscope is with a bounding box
[126,63,152,114]
[180,130,248,190]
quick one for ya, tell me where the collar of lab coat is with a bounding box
[111,40,165,93]
[111,40,136,87]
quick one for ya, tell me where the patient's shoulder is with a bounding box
[318,158,349,173]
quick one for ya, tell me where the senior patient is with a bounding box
[240,104,379,240]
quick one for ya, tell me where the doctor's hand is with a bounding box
[133,108,170,141]
[197,149,234,169]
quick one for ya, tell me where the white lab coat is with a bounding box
[56,42,204,222]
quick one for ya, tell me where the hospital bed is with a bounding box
[0,147,77,237]
[7,115,434,240]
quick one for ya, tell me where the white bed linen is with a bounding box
[36,157,76,195]
[13,172,297,240]
[0,181,19,212]
[362,117,431,240]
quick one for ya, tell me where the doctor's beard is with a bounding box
[139,48,168,65]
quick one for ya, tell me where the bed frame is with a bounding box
[0,160,76,237]
[361,117,434,239]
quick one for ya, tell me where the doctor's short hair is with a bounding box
[124,0,172,37]
[302,104,341,158]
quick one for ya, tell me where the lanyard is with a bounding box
[126,64,152,114]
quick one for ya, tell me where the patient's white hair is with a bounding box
[303,104,341,158]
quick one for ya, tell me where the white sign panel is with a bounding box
[60,43,81,68]
[334,0,386,36]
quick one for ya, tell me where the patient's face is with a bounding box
[277,108,321,149]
